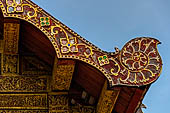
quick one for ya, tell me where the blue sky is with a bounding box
[31,0,169,112]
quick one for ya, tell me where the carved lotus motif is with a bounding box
[121,46,149,72]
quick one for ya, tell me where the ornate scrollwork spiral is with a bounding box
[119,37,162,84]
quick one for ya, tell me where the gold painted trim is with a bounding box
[0,93,48,109]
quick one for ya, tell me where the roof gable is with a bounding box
[0,0,162,87]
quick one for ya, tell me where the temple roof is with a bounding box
[0,0,163,112]
[0,0,162,87]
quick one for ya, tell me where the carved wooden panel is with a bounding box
[2,54,19,75]
[49,92,69,113]
[0,110,48,113]
[3,22,20,54]
[0,94,48,109]
[21,56,52,75]
[0,75,49,92]
[52,59,75,90]
[97,81,120,113]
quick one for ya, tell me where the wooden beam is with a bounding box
[125,87,147,113]
[20,55,52,76]
[52,57,75,90]
[96,81,120,113]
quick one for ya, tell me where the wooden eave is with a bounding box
[0,0,163,113]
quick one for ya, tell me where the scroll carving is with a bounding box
[0,94,47,109]
[5,0,37,19]
[49,93,69,113]
[0,75,48,92]
[96,38,162,86]
[118,38,162,85]
[52,59,75,90]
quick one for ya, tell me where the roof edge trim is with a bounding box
[0,0,162,87]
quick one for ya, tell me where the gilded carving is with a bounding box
[56,25,93,58]
[97,81,120,113]
[0,94,47,109]
[0,0,163,87]
[51,24,61,36]
[6,0,23,13]
[119,38,162,84]
[70,106,96,113]
[49,93,69,113]
[0,75,48,92]
[3,23,20,54]
[5,0,38,19]
[98,55,109,66]
[21,56,52,75]
[110,58,120,76]
[60,37,78,53]
[2,54,19,75]
[40,17,50,26]
[0,110,48,113]
[52,59,75,90]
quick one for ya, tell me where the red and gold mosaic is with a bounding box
[0,0,163,87]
